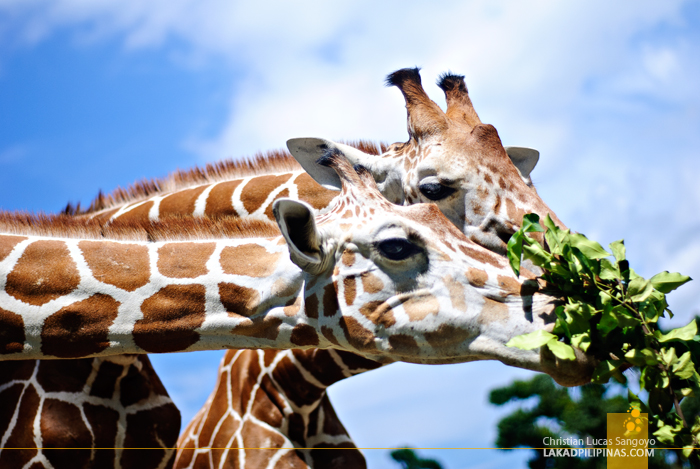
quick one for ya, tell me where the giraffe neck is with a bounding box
[0,230,329,359]
[0,355,179,469]
[79,142,385,225]
[174,348,381,469]
[92,170,337,226]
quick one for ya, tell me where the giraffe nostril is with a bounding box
[496,227,514,245]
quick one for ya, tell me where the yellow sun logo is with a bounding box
[623,405,644,433]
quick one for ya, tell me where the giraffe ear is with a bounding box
[273,199,326,274]
[504,146,539,184]
[287,138,373,191]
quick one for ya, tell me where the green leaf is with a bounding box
[611,305,640,329]
[542,214,559,233]
[564,245,585,276]
[543,215,569,256]
[610,239,626,262]
[690,370,700,387]
[552,322,571,338]
[597,307,618,336]
[654,425,678,445]
[507,214,550,277]
[627,277,653,302]
[656,321,698,342]
[506,231,524,277]
[562,303,593,335]
[625,348,658,366]
[591,360,624,384]
[571,248,598,278]
[506,330,557,350]
[546,340,576,360]
[647,289,667,309]
[692,416,700,435]
[649,271,692,294]
[571,332,591,352]
[521,213,544,233]
[598,290,613,307]
[672,351,695,380]
[660,347,678,368]
[642,301,663,323]
[628,390,649,414]
[599,258,620,280]
[641,348,659,365]
[567,233,610,259]
[522,242,552,267]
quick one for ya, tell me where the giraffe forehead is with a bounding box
[413,150,485,185]
[399,203,469,240]
[320,193,398,228]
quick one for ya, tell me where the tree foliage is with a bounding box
[390,448,443,469]
[490,375,690,468]
[506,214,699,461]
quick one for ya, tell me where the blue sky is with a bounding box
[1,1,699,468]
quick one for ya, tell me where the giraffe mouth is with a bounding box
[471,216,517,256]
[540,345,598,387]
[495,224,516,246]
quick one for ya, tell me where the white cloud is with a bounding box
[2,1,694,158]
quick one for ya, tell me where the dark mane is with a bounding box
[0,212,281,241]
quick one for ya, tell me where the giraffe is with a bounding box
[0,149,591,375]
[70,69,554,265]
[0,142,388,469]
[0,355,179,469]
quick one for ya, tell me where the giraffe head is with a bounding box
[273,149,594,386]
[288,68,562,257]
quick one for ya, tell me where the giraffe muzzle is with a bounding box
[540,344,598,387]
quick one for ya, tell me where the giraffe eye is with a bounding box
[418,182,456,201]
[376,238,422,261]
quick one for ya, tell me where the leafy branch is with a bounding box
[506,214,699,458]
